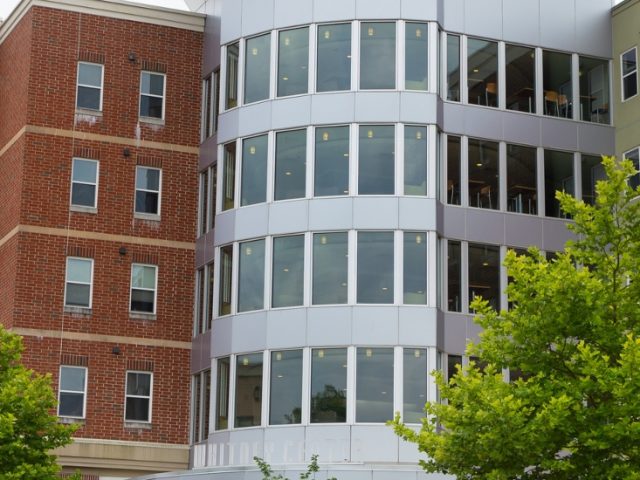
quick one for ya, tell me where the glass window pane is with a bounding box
[66,284,90,307]
[404,232,427,305]
[207,264,215,330]
[238,240,265,312]
[579,56,610,124]
[60,367,86,391]
[447,34,460,102]
[357,232,394,304]
[405,23,428,90]
[67,258,91,283]
[132,265,156,289]
[72,159,97,183]
[581,155,604,205]
[623,73,638,100]
[216,357,230,430]
[447,354,462,383]
[360,22,396,90]
[314,126,349,196]
[269,350,303,425]
[219,245,233,315]
[403,348,427,423]
[356,348,393,423]
[78,63,102,87]
[126,397,150,421]
[59,392,84,417]
[275,129,306,201]
[141,72,164,96]
[404,126,428,196]
[136,167,160,191]
[245,34,271,104]
[468,139,499,210]
[131,289,154,312]
[135,191,159,214]
[544,149,574,218]
[358,125,395,195]
[446,135,461,205]
[317,24,351,92]
[140,96,163,118]
[312,232,348,305]
[543,51,572,118]
[272,235,304,308]
[278,27,309,97]
[623,49,637,76]
[71,184,96,207]
[127,372,151,396]
[468,38,498,107]
[468,243,500,310]
[223,143,236,211]
[200,171,208,235]
[506,45,535,113]
[235,353,263,428]
[77,86,101,110]
[507,144,537,215]
[447,240,461,312]
[626,149,640,190]
[241,135,268,206]
[226,42,239,109]
[311,348,347,423]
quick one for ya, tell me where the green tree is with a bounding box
[0,325,77,479]
[392,157,640,479]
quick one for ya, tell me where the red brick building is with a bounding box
[0,0,204,477]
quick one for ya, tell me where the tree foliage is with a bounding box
[0,325,76,479]
[392,157,640,479]
[254,454,337,480]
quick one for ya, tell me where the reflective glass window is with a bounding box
[270,350,303,425]
[625,148,640,190]
[272,235,304,308]
[275,129,306,201]
[403,348,427,423]
[71,158,98,208]
[446,135,461,205]
[622,48,638,100]
[317,24,351,92]
[581,155,604,205]
[544,149,574,218]
[311,348,347,423]
[76,62,103,111]
[468,139,499,210]
[405,23,428,91]
[446,34,460,102]
[356,348,394,422]
[241,135,268,206]
[218,245,233,316]
[468,38,498,107]
[357,232,394,304]
[135,166,161,215]
[58,366,87,418]
[313,233,348,305]
[579,56,610,124]
[125,371,152,422]
[225,42,239,109]
[447,354,462,384]
[507,144,537,215]
[404,232,427,305]
[244,34,271,104]
[358,125,395,195]
[140,72,165,119]
[222,142,236,211]
[543,51,572,118]
[468,243,500,310]
[404,126,428,196]
[215,357,230,429]
[235,353,263,428]
[447,240,461,312]
[315,126,349,196]
[238,239,265,312]
[360,22,396,90]
[130,264,157,313]
[506,44,535,113]
[278,27,309,97]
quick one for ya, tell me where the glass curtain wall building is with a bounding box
[181,1,615,479]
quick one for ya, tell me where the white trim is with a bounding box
[621,46,638,102]
[124,370,153,423]
[70,157,99,209]
[129,263,158,315]
[64,256,94,309]
[58,365,88,419]
[134,165,162,217]
[139,71,166,121]
[76,62,104,112]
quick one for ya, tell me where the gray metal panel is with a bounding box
[191,331,212,373]
[502,111,541,147]
[398,425,423,463]
[228,429,265,464]
[231,311,268,353]
[306,307,353,346]
[202,1,221,73]
[398,198,437,230]
[353,197,399,229]
[311,93,356,125]
[351,306,399,345]
[268,200,310,235]
[199,136,218,170]
[440,205,466,240]
[238,102,273,138]
[217,108,240,144]
[355,0,401,19]
[354,92,401,123]
[312,0,356,23]
[305,425,352,462]
[266,308,307,348]
[540,118,578,151]
[577,124,615,155]
[308,198,354,231]
[271,96,313,130]
[465,209,505,245]
[263,427,306,463]
[235,204,269,241]
[401,0,438,21]
[542,218,573,252]
[504,213,544,248]
[442,0,464,33]
[399,92,438,124]
[575,0,612,57]
[539,0,576,52]
[398,307,438,346]
[443,312,480,353]
[463,107,504,141]
[440,102,467,136]
[502,0,540,47]
[220,0,242,45]
[214,211,236,246]
[273,0,313,29]
[241,0,275,37]
[211,316,233,357]
[464,0,503,40]
[351,426,399,462]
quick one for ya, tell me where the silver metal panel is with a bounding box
[442,0,464,33]
[234,204,270,241]
[465,209,505,245]
[213,210,236,246]
[540,118,578,151]
[191,331,212,373]
[312,0,356,23]
[238,102,273,138]
[354,92,401,123]
[268,200,310,235]
[398,307,438,346]
[220,0,242,45]
[355,0,401,19]
[217,108,240,144]
[266,308,307,348]
[463,107,504,142]
[241,0,275,37]
[353,197,399,229]
[211,316,233,357]
[306,307,353,346]
[542,218,573,252]
[504,213,544,249]
[263,427,306,464]
[440,205,466,240]
[443,312,480,353]
[308,198,354,231]
[274,0,313,29]
[199,137,218,170]
[502,0,540,46]
[401,0,438,21]
[311,93,356,126]
[440,102,467,137]
[398,198,437,231]
[227,428,266,465]
[539,0,576,52]
[398,425,423,464]
[231,311,268,353]
[351,426,399,462]
[351,306,399,345]
[400,92,438,124]
[271,96,313,130]
[464,0,503,40]
[575,0,612,57]
[305,425,352,463]
[502,111,541,147]
[577,124,615,156]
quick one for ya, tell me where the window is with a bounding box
[543,51,572,118]
[222,142,236,211]
[125,371,152,422]
[58,366,87,418]
[468,139,499,210]
[356,348,394,422]
[468,38,498,107]
[195,268,205,336]
[404,126,428,195]
[275,129,307,201]
[272,235,304,308]
[544,149,574,217]
[139,72,165,119]
[135,166,161,216]
[201,72,218,139]
[130,264,157,314]
[405,23,428,91]
[447,354,462,384]
[357,232,394,304]
[65,257,93,308]
[215,357,230,430]
[317,23,351,92]
[507,144,537,215]
[70,158,98,209]
[446,135,461,205]
[241,135,268,206]
[622,47,638,101]
[194,263,214,336]
[624,148,640,189]
[314,126,349,196]
[358,125,395,195]
[403,348,427,423]
[446,34,461,102]
[468,243,500,310]
[238,239,265,312]
[278,27,309,97]
[581,154,605,205]
[76,62,103,111]
[192,370,211,442]
[235,353,263,428]
[404,232,427,305]
[360,22,396,89]
[311,348,347,423]
[579,56,610,124]
[269,350,303,425]
[226,42,239,109]
[219,245,233,316]
[245,33,271,104]
[506,44,535,113]
[209,166,217,229]
[447,240,461,312]
[199,170,209,235]
[313,232,348,305]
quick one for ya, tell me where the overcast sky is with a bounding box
[0,0,188,21]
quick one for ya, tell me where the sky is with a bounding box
[0,0,188,21]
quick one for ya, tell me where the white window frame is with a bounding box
[134,166,162,217]
[139,71,166,120]
[621,47,638,102]
[58,365,88,419]
[70,158,99,210]
[64,257,94,309]
[124,370,153,423]
[201,74,216,141]
[129,263,158,315]
[76,61,104,112]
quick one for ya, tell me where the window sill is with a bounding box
[134,213,161,222]
[139,116,165,126]
[70,205,97,214]
[124,421,152,430]
[64,306,92,316]
[130,312,156,321]
[75,108,103,117]
[59,416,85,425]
